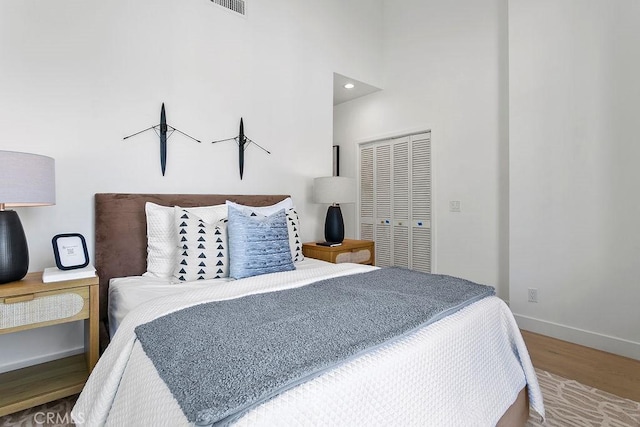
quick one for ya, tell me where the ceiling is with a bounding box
[333,72,381,106]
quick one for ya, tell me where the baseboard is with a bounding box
[0,346,85,374]
[514,313,640,361]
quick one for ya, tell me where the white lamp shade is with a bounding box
[0,151,56,207]
[313,176,356,204]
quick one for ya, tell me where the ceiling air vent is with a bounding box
[211,0,246,16]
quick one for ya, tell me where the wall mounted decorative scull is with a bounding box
[123,103,201,176]
[211,118,271,180]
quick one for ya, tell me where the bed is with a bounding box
[73,193,544,426]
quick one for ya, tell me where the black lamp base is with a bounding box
[324,205,345,244]
[0,210,29,284]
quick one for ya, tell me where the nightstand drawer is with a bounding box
[302,239,375,266]
[335,248,373,264]
[0,287,89,332]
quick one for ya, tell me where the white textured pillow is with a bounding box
[172,207,229,283]
[225,198,294,216]
[144,202,228,278]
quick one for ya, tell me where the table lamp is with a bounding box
[0,151,56,284]
[313,176,355,244]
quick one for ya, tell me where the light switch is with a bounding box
[449,200,461,212]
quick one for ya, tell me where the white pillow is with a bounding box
[172,207,229,283]
[144,202,228,278]
[225,197,294,216]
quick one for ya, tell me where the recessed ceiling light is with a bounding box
[344,83,355,89]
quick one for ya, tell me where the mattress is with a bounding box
[78,262,544,426]
[108,258,331,337]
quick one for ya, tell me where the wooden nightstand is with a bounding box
[303,239,375,266]
[0,272,99,417]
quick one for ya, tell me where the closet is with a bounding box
[359,132,432,272]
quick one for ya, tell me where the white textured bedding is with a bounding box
[76,263,544,426]
[108,258,331,337]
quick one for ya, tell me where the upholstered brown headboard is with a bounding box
[94,193,290,350]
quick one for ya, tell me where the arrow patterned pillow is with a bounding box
[172,207,229,283]
[144,202,228,278]
[284,208,304,262]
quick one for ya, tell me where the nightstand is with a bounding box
[303,239,375,266]
[0,272,99,416]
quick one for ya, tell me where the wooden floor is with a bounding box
[521,330,640,402]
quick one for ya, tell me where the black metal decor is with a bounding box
[124,103,201,176]
[211,118,271,180]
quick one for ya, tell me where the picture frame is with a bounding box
[333,145,340,176]
[52,233,90,270]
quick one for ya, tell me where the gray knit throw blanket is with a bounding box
[135,267,495,426]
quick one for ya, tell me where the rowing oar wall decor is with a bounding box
[124,103,201,176]
[211,117,271,180]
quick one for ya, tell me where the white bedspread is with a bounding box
[74,263,544,426]
[107,258,331,337]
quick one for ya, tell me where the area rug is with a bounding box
[527,369,640,427]
[0,395,77,427]
[1,369,639,426]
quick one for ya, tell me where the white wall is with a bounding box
[334,0,510,298]
[509,0,640,359]
[0,0,383,372]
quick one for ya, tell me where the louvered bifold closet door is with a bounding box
[359,131,431,271]
[375,144,392,267]
[359,146,374,241]
[392,138,410,268]
[411,132,432,272]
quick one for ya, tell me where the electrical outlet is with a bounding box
[449,200,461,212]
[528,288,538,303]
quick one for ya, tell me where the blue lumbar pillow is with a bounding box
[227,206,295,279]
